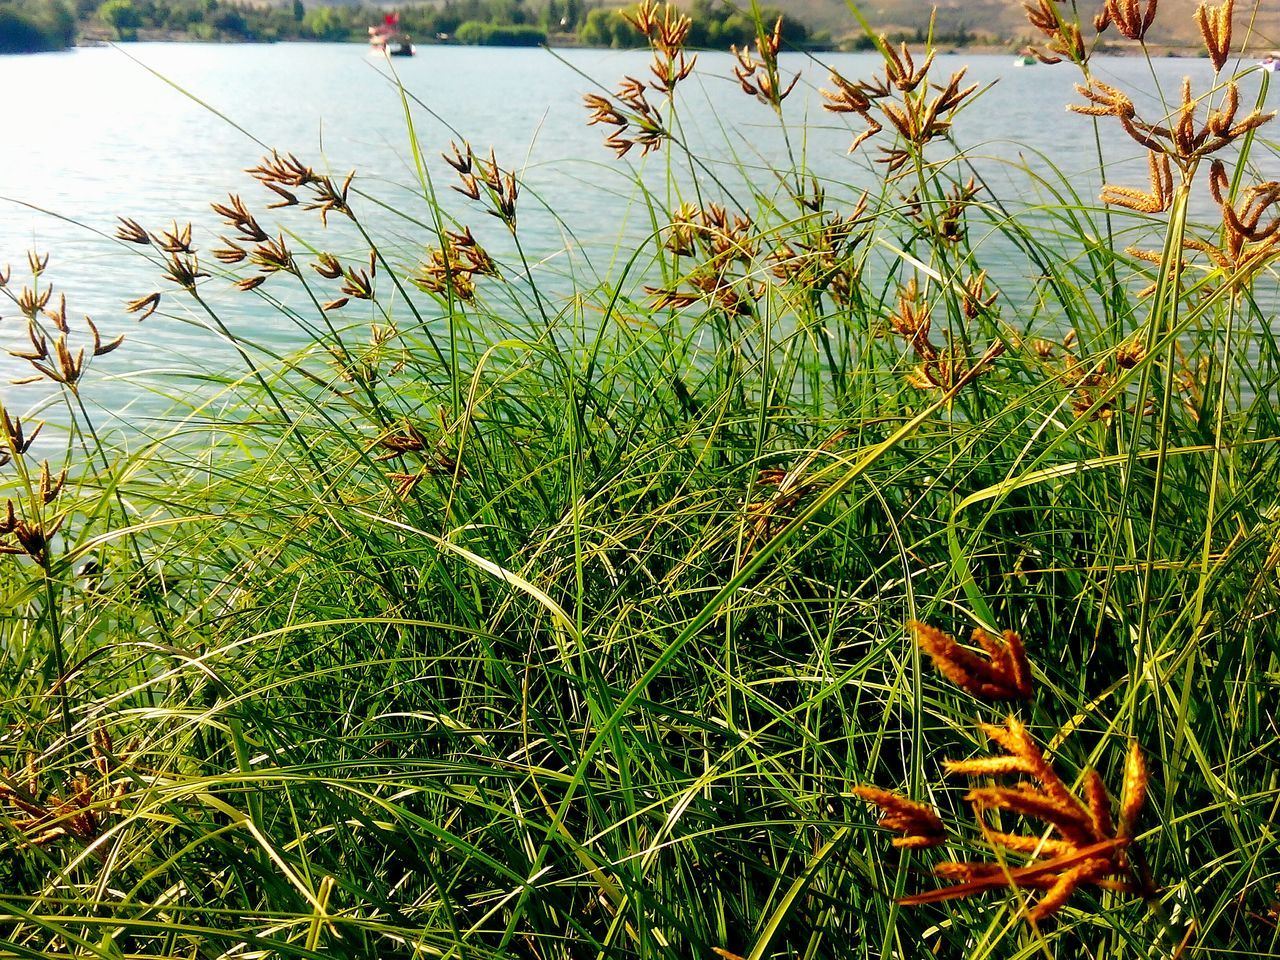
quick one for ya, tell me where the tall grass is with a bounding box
[2,3,1280,957]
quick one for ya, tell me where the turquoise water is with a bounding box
[0,43,1274,421]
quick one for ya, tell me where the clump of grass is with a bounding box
[2,1,1280,957]
[858,622,1150,924]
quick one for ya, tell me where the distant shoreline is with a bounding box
[65,33,1236,60]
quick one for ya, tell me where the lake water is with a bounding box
[1,42,1275,421]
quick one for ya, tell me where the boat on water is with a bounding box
[1261,52,1279,72]
[369,12,415,57]
[1013,50,1037,66]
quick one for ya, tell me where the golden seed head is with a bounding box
[1119,740,1148,838]
[124,292,161,320]
[1101,151,1173,213]
[1116,339,1147,368]
[247,150,315,188]
[233,275,267,292]
[1104,0,1158,41]
[1195,0,1233,72]
[114,217,151,245]
[911,620,1034,700]
[851,785,946,848]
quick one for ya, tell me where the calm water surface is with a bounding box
[0,43,1275,421]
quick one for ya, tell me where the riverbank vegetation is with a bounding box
[3,0,1280,957]
[0,0,75,52]
[74,0,820,48]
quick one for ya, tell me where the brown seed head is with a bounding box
[1029,857,1113,921]
[340,265,374,301]
[86,316,124,357]
[10,320,49,364]
[2,412,41,455]
[1195,0,1233,72]
[38,461,66,504]
[443,140,474,174]
[730,18,799,109]
[247,150,316,188]
[1118,740,1147,838]
[312,253,344,280]
[161,253,209,291]
[263,182,298,209]
[1104,0,1158,41]
[1083,769,1114,840]
[965,783,1094,844]
[584,92,627,128]
[17,285,52,319]
[881,38,933,92]
[1116,338,1146,368]
[1070,80,1136,121]
[623,0,691,52]
[234,275,267,292]
[213,241,247,264]
[1101,151,1173,213]
[962,270,998,320]
[152,221,193,254]
[211,195,269,244]
[820,72,885,152]
[114,217,151,245]
[124,292,161,320]
[911,621,1034,700]
[851,785,946,848]
[249,236,296,275]
[1024,0,1089,62]
[301,171,354,225]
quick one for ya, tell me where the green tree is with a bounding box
[578,7,634,47]
[455,19,545,44]
[0,8,49,51]
[97,0,141,38]
[210,7,247,36]
[292,0,304,22]
[40,1,76,45]
[302,6,348,40]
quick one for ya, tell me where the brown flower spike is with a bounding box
[731,17,800,109]
[820,71,882,152]
[1102,151,1174,213]
[1071,76,1273,167]
[1023,0,1086,63]
[1103,0,1158,41]
[1196,0,1233,73]
[856,622,1151,923]
[851,786,946,848]
[911,620,1033,700]
[926,716,1149,922]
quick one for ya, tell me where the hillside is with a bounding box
[307,0,1280,49]
[782,0,1280,49]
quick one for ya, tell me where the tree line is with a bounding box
[0,0,75,52]
[1,0,820,51]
